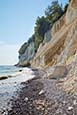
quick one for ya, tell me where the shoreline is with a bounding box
[0,67,77,115]
[4,68,77,115]
[0,67,40,115]
[0,67,34,81]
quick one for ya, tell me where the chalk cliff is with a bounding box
[31,0,77,94]
[18,30,51,67]
[18,0,77,94]
[18,42,35,67]
[32,0,77,68]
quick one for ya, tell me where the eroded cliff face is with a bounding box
[18,42,35,67]
[32,0,77,67]
[31,0,77,94]
[18,30,51,67]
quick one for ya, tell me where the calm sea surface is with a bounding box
[0,65,22,76]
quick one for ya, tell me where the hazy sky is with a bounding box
[0,0,68,65]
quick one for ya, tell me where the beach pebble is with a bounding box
[39,89,45,95]
[24,97,28,102]
[73,100,76,105]
[68,106,73,111]
[63,101,66,104]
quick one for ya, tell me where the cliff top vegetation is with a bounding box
[19,0,69,56]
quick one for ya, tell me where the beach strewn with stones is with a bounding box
[8,76,77,115]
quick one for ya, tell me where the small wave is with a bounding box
[0,65,23,77]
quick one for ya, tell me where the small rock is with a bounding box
[24,97,28,102]
[56,109,62,114]
[63,101,66,104]
[19,70,22,72]
[68,106,73,111]
[73,100,76,105]
[39,89,45,95]
[42,108,44,111]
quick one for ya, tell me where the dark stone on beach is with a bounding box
[31,68,38,71]
[7,77,77,115]
[0,76,8,80]
[19,70,22,72]
[8,75,12,78]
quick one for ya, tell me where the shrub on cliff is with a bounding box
[28,34,35,44]
[45,0,63,25]
[64,3,68,13]
[64,0,71,13]
[34,16,50,51]
[34,1,64,51]
[19,42,28,55]
[19,35,35,55]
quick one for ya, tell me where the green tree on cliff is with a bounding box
[28,34,35,44]
[45,0,63,26]
[34,16,50,50]
[64,3,68,13]
[19,42,28,55]
[69,0,71,2]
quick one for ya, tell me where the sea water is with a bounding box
[0,65,22,76]
[0,66,35,114]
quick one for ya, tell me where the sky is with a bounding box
[0,0,68,65]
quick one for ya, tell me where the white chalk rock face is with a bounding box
[43,30,52,43]
[19,42,35,62]
[66,0,77,25]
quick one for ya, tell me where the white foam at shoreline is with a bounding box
[0,67,35,114]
